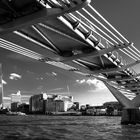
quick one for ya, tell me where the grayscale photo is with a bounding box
[0,0,140,139]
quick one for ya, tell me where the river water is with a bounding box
[0,115,140,140]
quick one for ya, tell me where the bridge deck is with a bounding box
[0,0,140,98]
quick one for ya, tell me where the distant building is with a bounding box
[45,99,71,113]
[29,94,45,113]
[86,108,95,115]
[11,102,20,112]
[103,101,123,116]
[3,97,11,109]
[18,103,29,114]
[103,101,123,111]
[86,104,90,109]
[21,95,31,104]
[70,102,80,111]
[29,93,73,114]
[80,105,86,110]
[11,91,21,103]
[11,102,29,113]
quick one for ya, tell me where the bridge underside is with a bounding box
[0,0,140,124]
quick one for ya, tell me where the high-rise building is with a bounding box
[29,93,45,113]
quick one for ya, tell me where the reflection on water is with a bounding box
[0,115,140,140]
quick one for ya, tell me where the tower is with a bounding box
[0,63,3,108]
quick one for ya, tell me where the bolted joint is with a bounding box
[73,21,80,30]
[69,68,79,71]
[93,40,99,46]
[38,57,51,62]
[84,31,92,39]
[107,52,113,57]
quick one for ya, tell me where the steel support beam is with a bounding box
[120,82,140,87]
[104,82,140,125]
[104,82,135,108]
[89,60,140,74]
[132,94,140,107]
[38,23,88,46]
[61,43,131,62]
[107,73,140,82]
[120,87,140,91]
[31,25,61,54]
[0,0,90,35]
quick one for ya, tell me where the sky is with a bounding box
[1,0,140,106]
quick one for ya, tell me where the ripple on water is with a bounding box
[0,115,140,140]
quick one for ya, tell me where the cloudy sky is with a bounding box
[1,0,140,106]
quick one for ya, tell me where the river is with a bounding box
[0,115,140,140]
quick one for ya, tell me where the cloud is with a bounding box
[52,72,57,76]
[2,79,7,85]
[9,73,22,80]
[76,79,86,84]
[76,78,106,90]
[36,77,44,80]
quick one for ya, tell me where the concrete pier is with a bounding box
[104,82,140,125]
[121,108,140,125]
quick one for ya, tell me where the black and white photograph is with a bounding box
[0,0,140,139]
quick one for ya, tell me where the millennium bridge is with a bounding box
[0,0,140,124]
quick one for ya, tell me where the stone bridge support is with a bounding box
[104,82,140,125]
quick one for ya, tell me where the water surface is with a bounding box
[0,115,140,140]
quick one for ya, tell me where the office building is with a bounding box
[11,102,20,112]
[29,93,74,114]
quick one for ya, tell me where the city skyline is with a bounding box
[1,0,140,106]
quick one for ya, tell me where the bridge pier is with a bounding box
[104,82,140,125]
[121,108,140,125]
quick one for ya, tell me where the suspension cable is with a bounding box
[82,8,124,44]
[68,14,138,61]
[0,38,42,57]
[68,13,114,45]
[123,48,139,60]
[76,11,118,44]
[72,12,140,60]
[131,44,140,55]
[88,4,129,43]
[88,4,140,55]
[82,8,140,59]
[120,49,137,61]
[128,46,140,58]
